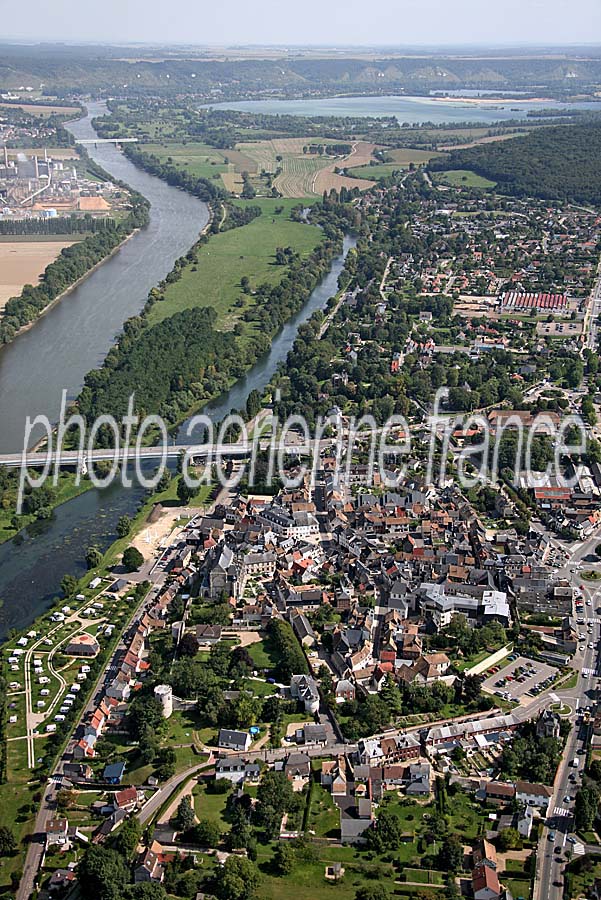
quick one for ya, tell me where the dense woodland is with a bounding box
[429,120,601,205]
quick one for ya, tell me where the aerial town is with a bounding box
[2,18,601,900]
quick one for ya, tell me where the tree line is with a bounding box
[0,193,149,345]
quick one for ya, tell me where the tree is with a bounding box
[0,826,16,856]
[125,885,168,900]
[128,695,164,742]
[116,515,132,538]
[366,808,403,853]
[122,546,144,572]
[61,574,78,597]
[109,817,141,859]
[78,846,129,900]
[217,856,260,900]
[86,546,103,569]
[575,786,600,831]
[175,795,196,833]
[496,827,523,851]
[179,633,199,657]
[273,842,295,875]
[56,788,78,812]
[355,887,389,900]
[193,818,221,847]
[156,469,172,493]
[246,389,262,419]
[256,771,295,821]
[438,834,463,872]
[177,477,196,505]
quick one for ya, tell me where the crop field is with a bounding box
[220,171,245,193]
[238,140,279,173]
[387,147,443,165]
[347,163,402,180]
[146,198,322,336]
[0,101,80,117]
[238,137,375,197]
[0,239,78,307]
[343,140,378,168]
[222,148,258,173]
[313,167,373,194]
[274,155,333,198]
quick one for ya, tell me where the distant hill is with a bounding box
[3,43,601,97]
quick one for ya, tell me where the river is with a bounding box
[0,102,209,457]
[0,106,355,636]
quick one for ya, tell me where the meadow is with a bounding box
[146,198,322,338]
[434,168,497,189]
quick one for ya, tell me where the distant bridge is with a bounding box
[0,443,260,470]
[77,138,139,145]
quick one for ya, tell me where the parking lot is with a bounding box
[481,655,558,704]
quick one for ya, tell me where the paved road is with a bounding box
[533,565,601,900]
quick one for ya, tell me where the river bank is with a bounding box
[7,227,140,343]
[0,102,211,456]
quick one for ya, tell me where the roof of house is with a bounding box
[115,786,138,807]
[472,863,501,895]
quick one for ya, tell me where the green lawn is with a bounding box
[402,868,445,885]
[248,636,280,670]
[146,200,323,338]
[193,782,231,830]
[305,782,339,838]
[505,877,531,899]
[435,169,496,189]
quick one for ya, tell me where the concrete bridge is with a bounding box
[0,443,263,470]
[77,138,139,144]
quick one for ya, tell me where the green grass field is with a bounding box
[248,635,280,670]
[146,199,322,339]
[347,163,402,180]
[435,169,497,189]
[143,141,231,182]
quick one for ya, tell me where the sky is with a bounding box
[4,0,601,47]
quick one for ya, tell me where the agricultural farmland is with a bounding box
[138,135,378,198]
[0,239,79,307]
[238,137,374,197]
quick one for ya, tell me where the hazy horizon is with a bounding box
[4,0,601,49]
